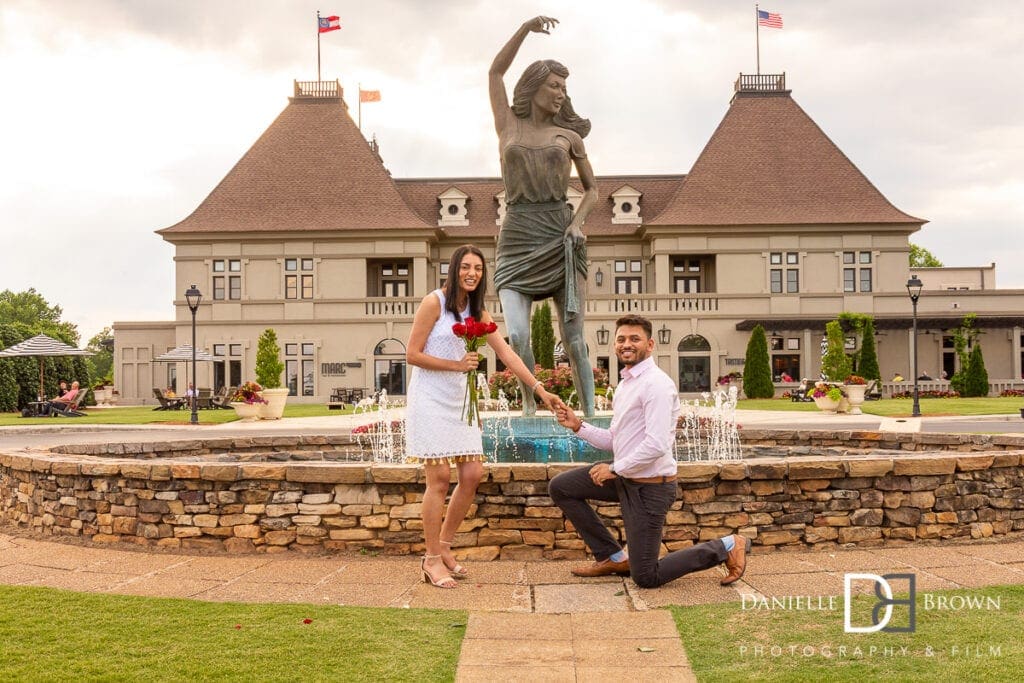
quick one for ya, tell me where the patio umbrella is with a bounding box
[153,344,216,390]
[0,334,93,401]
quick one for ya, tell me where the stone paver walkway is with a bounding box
[4,530,1024,681]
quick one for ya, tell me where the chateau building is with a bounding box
[113,75,1024,403]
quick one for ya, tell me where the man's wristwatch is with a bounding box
[608,463,616,475]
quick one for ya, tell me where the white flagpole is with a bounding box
[755,4,761,76]
[317,10,322,81]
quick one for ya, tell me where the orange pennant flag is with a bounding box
[359,89,381,103]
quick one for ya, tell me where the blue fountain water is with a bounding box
[481,415,613,463]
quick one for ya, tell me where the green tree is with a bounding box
[0,288,78,341]
[909,243,943,268]
[821,321,852,382]
[85,326,114,384]
[949,314,981,395]
[742,325,774,398]
[255,328,284,388]
[963,344,990,397]
[857,317,881,384]
[530,302,555,370]
[0,289,91,410]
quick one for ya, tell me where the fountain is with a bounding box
[353,384,741,464]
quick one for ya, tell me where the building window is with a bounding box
[770,252,782,265]
[786,269,799,293]
[212,260,241,300]
[786,252,798,265]
[844,268,856,292]
[770,269,783,294]
[859,251,872,264]
[285,258,314,299]
[285,342,315,396]
[860,268,872,292]
[843,251,855,264]
[212,342,242,391]
[615,277,642,294]
[772,354,801,382]
[439,262,449,288]
[672,257,704,293]
[370,260,411,298]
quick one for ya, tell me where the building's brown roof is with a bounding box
[395,175,684,238]
[159,91,431,235]
[649,90,924,227]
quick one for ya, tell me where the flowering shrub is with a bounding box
[999,389,1024,397]
[845,375,867,385]
[716,371,743,385]
[488,365,610,406]
[891,389,960,399]
[810,382,845,401]
[231,381,267,404]
[352,420,403,434]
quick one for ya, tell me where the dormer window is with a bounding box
[611,185,642,224]
[438,187,469,227]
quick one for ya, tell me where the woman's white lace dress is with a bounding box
[405,290,485,461]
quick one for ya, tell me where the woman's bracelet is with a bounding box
[531,380,543,394]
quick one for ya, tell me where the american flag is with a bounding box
[757,9,783,29]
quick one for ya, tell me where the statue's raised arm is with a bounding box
[489,16,559,135]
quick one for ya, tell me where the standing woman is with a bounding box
[489,15,599,417]
[406,244,560,589]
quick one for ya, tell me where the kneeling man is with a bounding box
[549,315,750,588]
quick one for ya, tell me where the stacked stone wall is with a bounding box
[3,433,1024,556]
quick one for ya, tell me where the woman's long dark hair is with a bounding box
[443,244,487,322]
[512,59,591,138]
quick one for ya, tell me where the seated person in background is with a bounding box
[780,372,793,383]
[892,372,904,382]
[184,383,197,398]
[918,371,933,381]
[48,381,79,413]
[165,386,177,398]
[55,380,68,398]
[940,370,948,380]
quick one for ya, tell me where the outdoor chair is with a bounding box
[197,388,214,409]
[865,379,882,401]
[152,388,185,411]
[52,389,89,417]
[210,386,233,409]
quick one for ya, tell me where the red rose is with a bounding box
[452,323,467,336]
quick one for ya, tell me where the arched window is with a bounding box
[678,335,711,352]
[374,338,407,395]
[677,335,711,392]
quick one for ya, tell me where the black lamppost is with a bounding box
[185,284,202,425]
[906,275,923,418]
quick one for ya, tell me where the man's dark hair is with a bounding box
[615,315,653,339]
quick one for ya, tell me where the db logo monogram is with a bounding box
[843,573,917,633]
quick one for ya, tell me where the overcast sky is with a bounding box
[2,0,1021,343]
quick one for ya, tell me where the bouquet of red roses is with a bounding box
[452,316,498,426]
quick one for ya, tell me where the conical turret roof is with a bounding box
[159,82,431,235]
[649,84,924,227]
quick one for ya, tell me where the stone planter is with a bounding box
[845,384,867,415]
[812,395,841,413]
[230,402,262,421]
[259,387,290,420]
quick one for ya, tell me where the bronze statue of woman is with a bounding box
[489,16,597,417]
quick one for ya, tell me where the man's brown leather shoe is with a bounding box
[720,535,752,586]
[571,558,631,577]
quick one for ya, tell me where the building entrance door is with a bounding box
[678,356,710,392]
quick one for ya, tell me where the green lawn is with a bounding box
[737,396,1024,417]
[0,585,463,682]
[0,403,357,427]
[672,584,1023,682]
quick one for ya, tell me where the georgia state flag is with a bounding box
[318,15,341,33]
